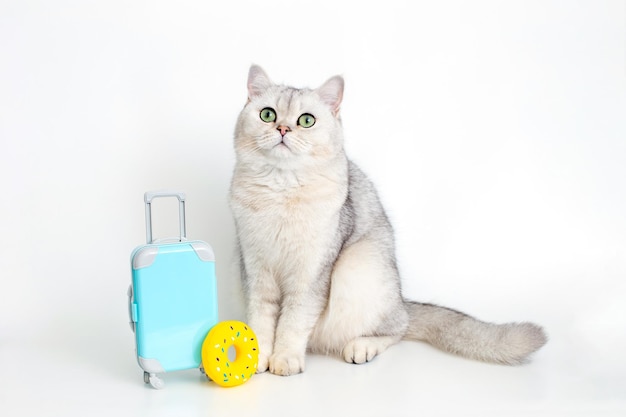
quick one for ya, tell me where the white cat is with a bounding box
[229,65,547,376]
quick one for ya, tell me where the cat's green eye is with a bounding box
[260,107,276,123]
[298,113,315,128]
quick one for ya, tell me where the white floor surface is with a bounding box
[1,317,624,417]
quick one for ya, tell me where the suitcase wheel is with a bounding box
[144,371,164,389]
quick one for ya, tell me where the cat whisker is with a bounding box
[283,136,311,154]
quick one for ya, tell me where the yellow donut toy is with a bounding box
[201,320,259,387]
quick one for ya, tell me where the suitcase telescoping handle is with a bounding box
[144,191,187,244]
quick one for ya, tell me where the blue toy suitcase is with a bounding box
[128,191,218,389]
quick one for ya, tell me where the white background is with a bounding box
[1,1,625,416]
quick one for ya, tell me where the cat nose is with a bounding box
[277,125,291,136]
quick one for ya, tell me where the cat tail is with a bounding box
[402,301,547,365]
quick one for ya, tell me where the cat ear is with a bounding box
[316,75,344,117]
[247,65,272,99]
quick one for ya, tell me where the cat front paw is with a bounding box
[256,352,270,373]
[269,352,305,376]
